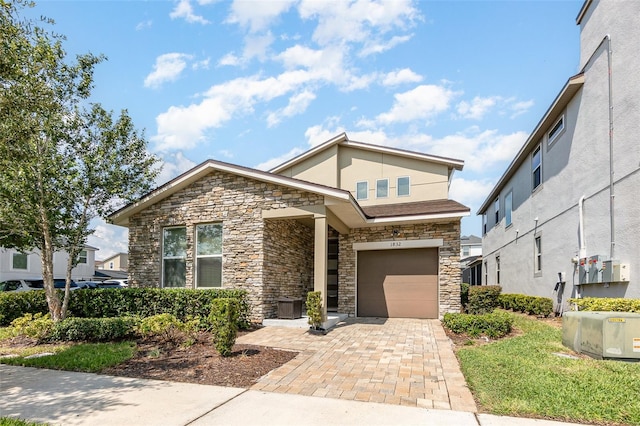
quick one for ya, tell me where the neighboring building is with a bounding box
[477,0,639,312]
[109,134,469,321]
[0,246,97,282]
[460,235,482,286]
[96,252,129,272]
[460,235,482,259]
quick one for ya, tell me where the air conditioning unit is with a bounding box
[562,311,640,360]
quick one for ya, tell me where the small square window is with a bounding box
[548,115,565,146]
[376,179,388,198]
[397,177,410,197]
[12,253,28,270]
[356,181,368,200]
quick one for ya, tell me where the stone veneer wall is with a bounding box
[263,219,314,318]
[127,170,323,321]
[338,220,462,318]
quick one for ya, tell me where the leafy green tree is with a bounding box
[0,0,159,321]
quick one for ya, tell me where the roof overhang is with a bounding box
[576,0,593,25]
[477,73,585,215]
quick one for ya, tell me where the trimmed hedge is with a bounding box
[0,288,250,327]
[568,297,640,312]
[50,317,138,342]
[443,311,513,338]
[467,285,502,315]
[499,294,553,317]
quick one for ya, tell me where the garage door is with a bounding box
[357,248,438,318]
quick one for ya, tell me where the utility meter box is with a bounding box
[602,260,630,283]
[578,258,589,285]
[562,311,640,360]
[587,255,604,283]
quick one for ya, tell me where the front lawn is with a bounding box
[455,312,640,425]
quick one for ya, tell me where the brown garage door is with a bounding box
[357,248,438,318]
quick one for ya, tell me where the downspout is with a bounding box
[580,34,614,259]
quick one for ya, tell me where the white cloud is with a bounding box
[510,99,534,118]
[135,20,152,31]
[298,0,418,46]
[227,0,296,32]
[156,151,197,186]
[218,149,234,159]
[360,34,412,57]
[457,96,501,120]
[267,90,316,127]
[255,146,305,171]
[381,68,423,86]
[192,58,211,70]
[87,219,129,261]
[170,0,210,24]
[449,177,497,211]
[144,53,193,89]
[376,84,458,124]
[218,53,241,67]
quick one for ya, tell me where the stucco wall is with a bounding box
[338,220,462,317]
[127,170,323,321]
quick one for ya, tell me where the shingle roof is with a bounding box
[361,199,470,219]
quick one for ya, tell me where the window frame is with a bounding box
[162,226,187,288]
[396,176,410,197]
[78,250,87,264]
[495,255,501,285]
[534,235,542,275]
[376,178,389,199]
[482,214,487,235]
[532,145,542,191]
[462,246,470,257]
[494,197,500,225]
[195,223,223,289]
[483,261,488,285]
[505,190,513,227]
[547,115,565,147]
[11,252,28,271]
[356,181,368,200]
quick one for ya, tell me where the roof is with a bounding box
[477,73,584,214]
[461,235,482,244]
[99,252,128,263]
[362,199,469,219]
[269,132,465,174]
[576,0,593,25]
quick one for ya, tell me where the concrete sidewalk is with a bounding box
[0,365,586,426]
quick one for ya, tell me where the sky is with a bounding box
[25,0,583,260]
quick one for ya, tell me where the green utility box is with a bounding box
[562,311,640,360]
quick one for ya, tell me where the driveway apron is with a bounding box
[236,318,477,412]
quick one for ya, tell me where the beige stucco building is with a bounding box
[109,134,469,322]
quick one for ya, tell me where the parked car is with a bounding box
[0,279,81,292]
[76,281,100,289]
[101,279,128,288]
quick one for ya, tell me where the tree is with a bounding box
[0,0,159,321]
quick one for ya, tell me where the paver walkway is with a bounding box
[236,318,477,412]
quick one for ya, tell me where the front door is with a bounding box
[327,238,339,311]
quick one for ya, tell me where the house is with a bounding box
[0,246,97,282]
[460,235,482,286]
[96,252,129,272]
[477,0,639,312]
[460,235,482,259]
[109,133,469,321]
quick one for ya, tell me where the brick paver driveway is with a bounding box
[236,318,477,412]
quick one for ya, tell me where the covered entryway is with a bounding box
[357,248,438,318]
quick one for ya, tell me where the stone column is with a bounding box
[314,215,328,318]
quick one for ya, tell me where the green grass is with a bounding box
[0,341,136,372]
[0,418,47,426]
[456,312,640,425]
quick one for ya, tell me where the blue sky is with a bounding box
[27,0,583,260]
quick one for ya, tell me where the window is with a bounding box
[78,250,87,264]
[483,261,488,285]
[535,236,542,273]
[196,223,222,288]
[356,181,368,200]
[532,146,542,190]
[482,214,487,235]
[462,246,470,256]
[494,198,500,224]
[162,227,187,288]
[12,252,27,270]
[109,262,114,270]
[397,176,410,197]
[505,191,513,227]
[496,255,501,285]
[376,179,388,198]
[548,115,565,146]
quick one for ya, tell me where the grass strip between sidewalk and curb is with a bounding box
[455,312,640,425]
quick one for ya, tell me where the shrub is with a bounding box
[467,285,502,315]
[568,297,640,312]
[499,294,553,317]
[460,283,470,312]
[305,291,324,330]
[136,313,185,343]
[10,313,54,341]
[50,317,137,342]
[209,298,240,357]
[0,288,251,327]
[443,311,513,338]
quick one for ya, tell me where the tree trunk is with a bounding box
[41,218,62,321]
